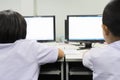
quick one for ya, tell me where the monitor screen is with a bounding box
[67,15,104,42]
[24,16,55,42]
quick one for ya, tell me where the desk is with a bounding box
[39,42,94,80]
[38,58,64,80]
[65,53,92,80]
[39,52,92,80]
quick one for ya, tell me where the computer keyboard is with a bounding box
[56,44,79,50]
[42,42,79,50]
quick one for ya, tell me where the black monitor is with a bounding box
[65,19,68,40]
[67,15,104,49]
[24,16,56,42]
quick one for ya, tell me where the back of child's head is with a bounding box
[0,10,27,43]
[103,0,120,37]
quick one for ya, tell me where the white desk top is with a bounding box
[41,42,106,60]
[65,49,89,60]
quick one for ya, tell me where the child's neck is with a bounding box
[108,36,120,43]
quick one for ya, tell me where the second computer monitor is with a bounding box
[67,15,104,42]
[67,15,104,48]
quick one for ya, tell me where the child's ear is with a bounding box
[102,24,109,36]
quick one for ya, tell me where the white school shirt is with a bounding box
[0,39,58,80]
[83,40,120,80]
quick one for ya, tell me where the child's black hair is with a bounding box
[0,10,27,43]
[103,0,120,37]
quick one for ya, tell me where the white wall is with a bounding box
[37,0,110,41]
[0,0,34,16]
[0,0,21,12]
[20,0,34,16]
[0,0,110,41]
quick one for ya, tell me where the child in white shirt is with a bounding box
[0,10,64,80]
[83,0,120,80]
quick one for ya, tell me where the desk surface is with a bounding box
[42,42,89,60]
[65,49,89,60]
[41,42,106,60]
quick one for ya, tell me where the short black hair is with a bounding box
[0,10,27,43]
[103,0,120,37]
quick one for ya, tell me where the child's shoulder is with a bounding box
[15,39,36,43]
[14,39,38,47]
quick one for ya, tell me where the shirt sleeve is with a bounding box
[82,49,94,71]
[32,42,58,65]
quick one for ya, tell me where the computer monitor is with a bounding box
[65,19,68,40]
[67,15,104,48]
[24,16,56,42]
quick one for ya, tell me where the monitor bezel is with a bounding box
[67,15,104,43]
[24,16,56,42]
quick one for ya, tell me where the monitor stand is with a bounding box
[78,42,92,50]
